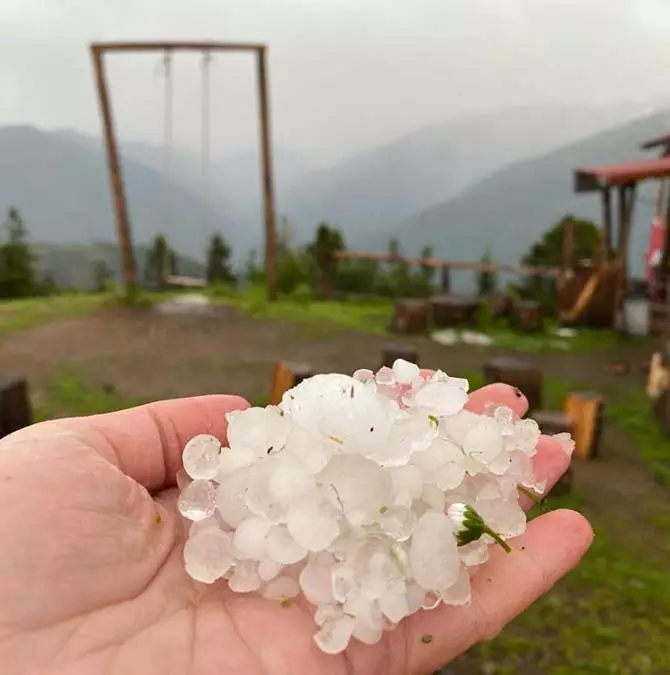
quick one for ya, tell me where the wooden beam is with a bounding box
[92,42,264,53]
[334,250,560,277]
[257,47,278,301]
[90,47,137,294]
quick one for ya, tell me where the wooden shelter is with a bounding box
[571,154,670,328]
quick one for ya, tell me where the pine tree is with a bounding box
[145,234,175,290]
[93,258,113,292]
[0,207,36,298]
[477,246,497,296]
[206,233,236,285]
[307,222,345,298]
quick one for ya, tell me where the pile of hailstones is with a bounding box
[177,360,558,655]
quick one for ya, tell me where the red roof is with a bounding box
[575,156,670,192]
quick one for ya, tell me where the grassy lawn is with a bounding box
[0,293,111,336]
[0,288,649,356]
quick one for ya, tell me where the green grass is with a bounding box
[209,284,394,335]
[459,501,670,675]
[33,369,143,422]
[0,293,111,336]
[607,390,670,486]
[0,288,644,356]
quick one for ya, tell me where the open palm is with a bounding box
[0,384,592,675]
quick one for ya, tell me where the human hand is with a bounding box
[0,384,592,675]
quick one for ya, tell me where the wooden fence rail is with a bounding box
[332,250,562,278]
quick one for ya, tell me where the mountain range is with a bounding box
[0,100,668,288]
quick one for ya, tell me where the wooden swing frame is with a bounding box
[90,41,279,300]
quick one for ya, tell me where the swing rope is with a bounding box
[201,50,213,253]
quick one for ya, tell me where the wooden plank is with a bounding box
[92,42,264,53]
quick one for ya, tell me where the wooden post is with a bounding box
[440,265,451,293]
[601,187,612,260]
[257,47,278,301]
[90,46,137,294]
[0,376,32,439]
[563,391,604,459]
[270,362,314,405]
[619,183,636,287]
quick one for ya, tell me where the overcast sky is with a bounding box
[3,0,670,166]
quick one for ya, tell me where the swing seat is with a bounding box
[164,274,207,288]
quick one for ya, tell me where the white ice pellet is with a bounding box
[177,479,217,522]
[184,528,234,583]
[177,361,561,655]
[182,434,222,480]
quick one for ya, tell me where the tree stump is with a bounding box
[486,292,510,318]
[563,391,604,460]
[0,376,32,439]
[512,300,543,331]
[270,362,314,405]
[483,356,543,413]
[391,299,430,334]
[431,295,480,327]
[381,343,419,369]
[531,410,573,436]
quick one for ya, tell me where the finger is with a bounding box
[418,369,529,419]
[466,383,529,417]
[23,395,249,492]
[405,509,594,675]
[518,434,573,511]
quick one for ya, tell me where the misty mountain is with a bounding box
[0,125,245,266]
[279,103,658,245]
[388,110,670,281]
[57,128,312,255]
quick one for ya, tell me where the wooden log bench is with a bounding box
[391,299,430,334]
[486,292,510,318]
[270,362,315,405]
[431,294,480,327]
[512,300,543,332]
[381,343,419,369]
[483,356,543,413]
[0,375,32,439]
[563,391,604,460]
